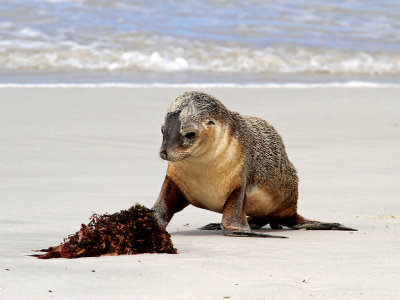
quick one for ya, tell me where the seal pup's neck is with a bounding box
[176,122,240,166]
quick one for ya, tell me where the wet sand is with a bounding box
[1,86,399,299]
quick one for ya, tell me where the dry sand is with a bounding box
[1,86,399,299]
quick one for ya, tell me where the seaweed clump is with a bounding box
[35,204,177,259]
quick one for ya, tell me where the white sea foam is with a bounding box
[1,39,400,76]
[0,0,399,83]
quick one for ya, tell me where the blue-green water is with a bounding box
[1,0,399,84]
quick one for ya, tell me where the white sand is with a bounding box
[1,86,399,299]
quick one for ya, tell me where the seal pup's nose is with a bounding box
[160,149,168,160]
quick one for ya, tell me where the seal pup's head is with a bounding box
[159,91,229,162]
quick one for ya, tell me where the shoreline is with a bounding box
[1,81,400,88]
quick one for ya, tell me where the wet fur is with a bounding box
[152,91,355,234]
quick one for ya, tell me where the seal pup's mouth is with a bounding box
[160,149,169,160]
[159,148,190,162]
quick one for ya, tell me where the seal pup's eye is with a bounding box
[161,127,164,134]
[207,120,215,125]
[184,132,196,139]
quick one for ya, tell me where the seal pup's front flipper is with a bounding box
[199,222,287,237]
[152,175,190,229]
[218,187,287,238]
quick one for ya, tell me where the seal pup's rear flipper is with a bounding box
[288,214,357,231]
[292,221,357,231]
[198,223,222,230]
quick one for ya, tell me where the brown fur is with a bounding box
[152,91,356,236]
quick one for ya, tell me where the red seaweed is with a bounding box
[34,204,177,259]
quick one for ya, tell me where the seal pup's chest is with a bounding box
[167,132,244,213]
[170,162,242,212]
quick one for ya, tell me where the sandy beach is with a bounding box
[1,86,399,299]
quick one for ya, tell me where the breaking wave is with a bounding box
[1,0,400,82]
[1,37,399,75]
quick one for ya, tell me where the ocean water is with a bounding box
[0,0,400,84]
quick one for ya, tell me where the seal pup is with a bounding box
[152,91,356,237]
